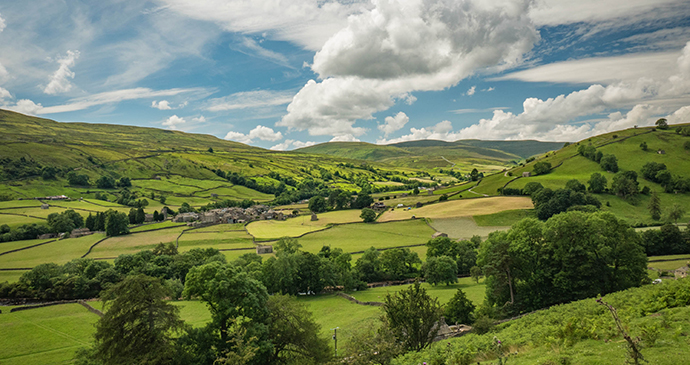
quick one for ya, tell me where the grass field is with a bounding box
[294,219,434,254]
[378,196,533,221]
[246,210,363,239]
[0,234,106,269]
[129,221,186,233]
[428,217,508,239]
[177,230,255,253]
[88,228,186,259]
[349,277,486,307]
[0,303,98,365]
[648,254,690,271]
[472,209,534,226]
[0,238,55,255]
[0,213,45,228]
[0,270,27,283]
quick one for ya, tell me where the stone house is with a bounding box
[522,172,531,177]
[432,232,448,239]
[41,204,49,209]
[70,228,94,239]
[676,266,689,279]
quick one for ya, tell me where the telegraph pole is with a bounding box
[331,327,339,356]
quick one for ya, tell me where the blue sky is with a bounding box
[1,0,690,150]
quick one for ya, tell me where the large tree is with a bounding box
[424,255,458,286]
[84,274,184,365]
[382,281,443,352]
[587,172,608,193]
[648,192,661,221]
[265,294,332,364]
[444,288,475,325]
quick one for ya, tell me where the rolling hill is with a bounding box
[296,139,564,171]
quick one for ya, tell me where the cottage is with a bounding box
[144,213,154,222]
[432,232,448,238]
[676,266,689,280]
[37,233,58,240]
[40,204,49,210]
[373,202,386,209]
[70,228,94,239]
[522,172,531,177]
[428,190,434,195]
[173,212,199,223]
[311,213,318,221]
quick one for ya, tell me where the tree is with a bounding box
[117,177,132,188]
[341,324,404,365]
[81,274,184,365]
[208,147,214,153]
[522,182,544,195]
[265,294,332,364]
[355,247,384,282]
[360,208,376,223]
[159,196,167,204]
[183,262,269,359]
[96,176,116,189]
[41,166,57,180]
[136,207,146,224]
[611,172,639,199]
[470,266,482,284]
[382,281,443,352]
[352,193,374,209]
[668,203,686,223]
[274,236,302,255]
[648,192,661,221]
[105,210,129,236]
[588,173,608,193]
[477,231,516,306]
[640,141,648,151]
[412,187,420,195]
[444,289,475,325]
[424,255,458,286]
[470,168,479,181]
[67,172,90,186]
[565,179,586,193]
[308,196,327,213]
[380,248,420,281]
[532,161,552,175]
[655,118,669,130]
[600,154,619,172]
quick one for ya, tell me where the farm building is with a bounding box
[522,172,531,177]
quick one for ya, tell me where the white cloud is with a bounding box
[330,134,361,142]
[378,111,409,136]
[162,115,186,129]
[151,100,173,110]
[496,51,680,85]
[528,0,686,27]
[43,50,80,95]
[0,87,11,100]
[204,90,294,112]
[378,120,459,144]
[483,87,495,92]
[0,62,9,83]
[192,115,206,123]
[466,86,476,96]
[280,0,538,137]
[3,99,43,116]
[159,0,368,51]
[224,125,283,144]
[0,13,5,32]
[269,139,317,151]
[233,37,291,67]
[37,87,209,114]
[450,106,508,114]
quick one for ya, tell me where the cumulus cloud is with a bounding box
[224,125,283,144]
[3,99,44,116]
[0,87,11,100]
[0,13,5,32]
[378,111,409,136]
[269,139,317,151]
[0,62,9,83]
[204,90,294,112]
[378,120,459,144]
[151,100,173,110]
[162,115,186,129]
[279,0,538,137]
[466,86,476,96]
[43,50,80,95]
[192,115,206,123]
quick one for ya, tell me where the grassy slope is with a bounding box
[378,196,534,221]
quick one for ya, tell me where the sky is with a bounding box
[1,0,690,150]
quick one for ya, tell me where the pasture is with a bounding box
[0,270,26,283]
[0,213,45,228]
[0,234,106,269]
[378,196,533,221]
[428,217,508,239]
[349,277,486,307]
[246,210,363,239]
[295,219,435,254]
[87,228,186,259]
[0,303,98,365]
[472,209,533,226]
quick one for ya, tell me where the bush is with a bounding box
[533,161,552,175]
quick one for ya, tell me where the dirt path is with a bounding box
[467,187,489,197]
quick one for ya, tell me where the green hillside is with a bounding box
[0,109,427,204]
[297,139,563,172]
[475,124,690,225]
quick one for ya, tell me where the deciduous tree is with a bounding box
[382,281,443,352]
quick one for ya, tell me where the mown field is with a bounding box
[428,217,509,239]
[378,196,533,221]
[246,210,363,239]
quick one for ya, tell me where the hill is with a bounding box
[0,109,427,205]
[474,123,690,225]
[296,139,563,172]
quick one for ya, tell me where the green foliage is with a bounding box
[587,172,607,193]
[105,209,129,236]
[360,208,377,223]
[265,294,332,364]
[648,192,661,221]
[532,161,552,175]
[352,193,374,209]
[564,179,585,193]
[599,154,619,172]
[116,177,131,187]
[342,324,405,365]
[444,289,476,325]
[667,203,686,223]
[383,281,443,352]
[96,176,116,189]
[522,182,544,195]
[655,118,669,130]
[479,211,648,313]
[380,248,421,281]
[640,141,648,151]
[611,171,639,199]
[308,195,327,213]
[531,187,601,220]
[424,255,458,286]
[67,172,90,186]
[82,274,184,365]
[470,266,483,284]
[47,209,84,233]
